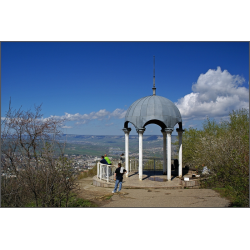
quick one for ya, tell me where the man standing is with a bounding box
[120,153,125,164]
[104,154,112,165]
[112,163,127,193]
[100,156,108,164]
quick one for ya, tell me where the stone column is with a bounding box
[122,128,131,177]
[137,128,145,181]
[161,129,167,175]
[166,129,173,181]
[176,128,185,178]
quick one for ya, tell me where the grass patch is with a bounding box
[212,187,245,207]
[96,194,113,200]
[77,165,97,180]
[103,195,112,200]
[25,201,38,207]
[24,193,97,207]
[67,194,98,207]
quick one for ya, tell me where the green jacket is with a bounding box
[104,156,111,164]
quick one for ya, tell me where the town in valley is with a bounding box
[2,134,179,176]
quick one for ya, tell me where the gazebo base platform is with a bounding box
[93,170,200,189]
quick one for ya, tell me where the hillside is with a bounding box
[59,134,178,158]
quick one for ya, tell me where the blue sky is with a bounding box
[1,42,249,136]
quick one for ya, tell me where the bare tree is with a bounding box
[1,102,79,207]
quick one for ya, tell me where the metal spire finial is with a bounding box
[152,56,156,95]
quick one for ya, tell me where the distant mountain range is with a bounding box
[2,133,178,158]
[59,134,177,142]
[58,134,178,158]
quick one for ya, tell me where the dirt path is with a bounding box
[76,177,114,207]
[76,177,231,207]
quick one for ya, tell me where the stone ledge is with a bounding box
[180,179,200,188]
[92,176,114,188]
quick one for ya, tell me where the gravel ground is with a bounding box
[102,188,231,207]
[77,177,231,208]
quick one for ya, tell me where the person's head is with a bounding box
[121,153,124,156]
[104,154,107,157]
[101,156,104,159]
[118,163,121,167]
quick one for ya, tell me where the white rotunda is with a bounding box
[122,57,184,181]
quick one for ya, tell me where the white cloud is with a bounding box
[176,67,249,120]
[110,109,127,119]
[188,124,196,128]
[105,123,114,126]
[75,121,86,125]
[43,108,127,125]
[62,126,72,129]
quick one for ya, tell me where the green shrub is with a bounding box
[182,109,249,207]
[77,164,97,179]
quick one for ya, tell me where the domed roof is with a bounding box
[124,95,182,130]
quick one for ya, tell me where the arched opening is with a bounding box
[143,119,166,130]
[178,122,183,130]
[124,121,129,129]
